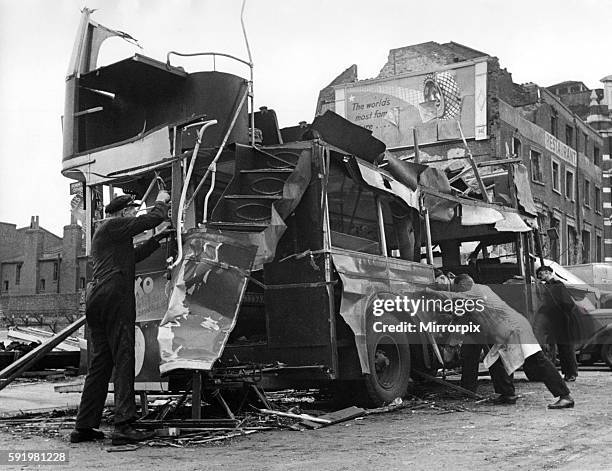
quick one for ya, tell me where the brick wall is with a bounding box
[0,223,22,262]
[38,259,59,294]
[316,64,358,117]
[376,42,485,79]
[0,219,86,323]
[0,292,82,329]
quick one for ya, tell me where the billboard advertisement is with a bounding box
[334,60,488,149]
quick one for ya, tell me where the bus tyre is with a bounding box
[600,343,612,370]
[364,317,411,407]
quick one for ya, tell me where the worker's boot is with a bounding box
[70,428,105,443]
[491,394,518,405]
[547,395,575,409]
[111,424,155,446]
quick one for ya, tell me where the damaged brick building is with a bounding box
[0,217,86,328]
[547,77,612,261]
[317,41,605,265]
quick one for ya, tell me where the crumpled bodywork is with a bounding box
[158,231,257,374]
[332,249,433,373]
[158,149,312,373]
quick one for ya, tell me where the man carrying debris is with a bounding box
[536,266,579,382]
[449,274,574,409]
[71,190,170,445]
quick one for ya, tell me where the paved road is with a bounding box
[0,369,610,470]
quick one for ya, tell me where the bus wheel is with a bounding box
[364,323,411,407]
[600,342,612,370]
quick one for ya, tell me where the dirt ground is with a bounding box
[0,368,610,471]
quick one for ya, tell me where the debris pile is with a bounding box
[0,382,485,450]
[0,409,77,439]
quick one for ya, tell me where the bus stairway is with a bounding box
[208,144,307,233]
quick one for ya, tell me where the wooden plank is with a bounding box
[301,406,366,429]
[257,408,331,424]
[0,316,86,391]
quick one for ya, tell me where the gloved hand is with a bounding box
[156,190,170,203]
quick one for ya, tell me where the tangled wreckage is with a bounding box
[55,8,571,407]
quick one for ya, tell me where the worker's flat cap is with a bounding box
[105,195,139,214]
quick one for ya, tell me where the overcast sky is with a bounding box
[0,0,610,235]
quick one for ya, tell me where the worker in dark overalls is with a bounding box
[536,266,579,382]
[70,190,170,445]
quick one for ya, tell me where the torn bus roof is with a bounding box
[79,54,186,97]
[341,154,535,233]
[311,111,386,163]
[349,157,420,210]
[306,111,537,233]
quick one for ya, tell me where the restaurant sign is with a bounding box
[544,131,576,167]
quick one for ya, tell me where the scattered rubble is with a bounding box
[0,380,490,449]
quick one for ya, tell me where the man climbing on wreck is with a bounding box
[70,189,170,445]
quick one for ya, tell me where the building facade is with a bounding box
[319,41,605,265]
[0,216,87,328]
[548,76,612,261]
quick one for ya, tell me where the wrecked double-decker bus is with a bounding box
[61,10,540,406]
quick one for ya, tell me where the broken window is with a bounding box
[380,197,421,261]
[530,150,543,183]
[550,218,560,262]
[512,137,522,158]
[567,225,577,265]
[582,230,591,263]
[565,125,574,147]
[441,240,520,285]
[552,160,560,193]
[565,170,574,200]
[327,160,381,255]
